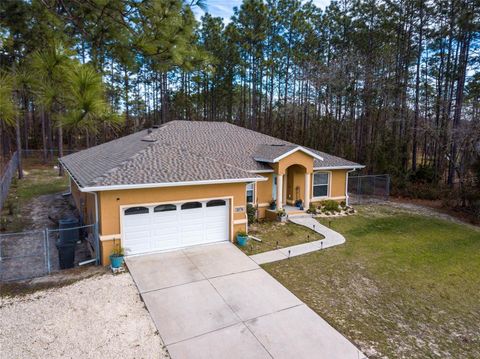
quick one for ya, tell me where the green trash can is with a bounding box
[56,241,75,269]
[59,218,79,245]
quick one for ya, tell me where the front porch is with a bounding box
[274,162,312,212]
[283,205,306,215]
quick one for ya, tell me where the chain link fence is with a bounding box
[0,152,19,212]
[0,223,98,282]
[348,174,390,204]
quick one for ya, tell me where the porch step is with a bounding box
[287,212,311,218]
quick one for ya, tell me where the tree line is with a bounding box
[0,0,479,217]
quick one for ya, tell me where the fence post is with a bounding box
[386,175,391,200]
[44,228,51,274]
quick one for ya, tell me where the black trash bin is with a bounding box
[56,241,76,269]
[59,218,80,245]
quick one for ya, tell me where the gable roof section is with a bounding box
[252,144,324,163]
[60,120,363,190]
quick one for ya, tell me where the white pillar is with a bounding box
[276,174,283,209]
[304,173,311,209]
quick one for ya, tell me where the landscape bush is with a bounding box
[246,203,256,225]
[320,200,340,212]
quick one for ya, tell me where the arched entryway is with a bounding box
[274,164,311,211]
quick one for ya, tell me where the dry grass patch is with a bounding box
[237,221,323,255]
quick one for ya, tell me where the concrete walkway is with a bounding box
[126,242,366,359]
[250,216,345,265]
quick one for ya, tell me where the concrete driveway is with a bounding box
[126,242,365,359]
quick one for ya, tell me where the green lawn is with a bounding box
[237,221,324,255]
[262,204,480,358]
[1,162,69,232]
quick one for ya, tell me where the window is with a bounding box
[154,204,177,212]
[313,172,329,197]
[206,199,226,207]
[246,183,255,203]
[181,202,202,210]
[124,206,149,215]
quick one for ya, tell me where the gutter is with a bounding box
[314,165,365,171]
[77,177,268,193]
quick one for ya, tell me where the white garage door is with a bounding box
[121,199,230,255]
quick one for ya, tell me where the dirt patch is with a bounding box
[1,193,93,281]
[386,200,480,230]
[391,197,479,224]
[26,192,78,230]
[0,271,169,359]
[238,221,323,255]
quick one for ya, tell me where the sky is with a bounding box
[193,1,332,22]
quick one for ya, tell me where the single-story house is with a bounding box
[60,121,363,264]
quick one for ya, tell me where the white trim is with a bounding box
[100,234,121,241]
[79,177,267,193]
[313,165,365,170]
[254,146,324,163]
[257,202,270,208]
[233,219,247,225]
[249,169,274,173]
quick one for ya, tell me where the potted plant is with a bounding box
[294,199,303,208]
[276,209,287,222]
[236,231,249,247]
[269,199,277,210]
[110,246,125,269]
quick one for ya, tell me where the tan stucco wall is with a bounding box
[273,150,314,175]
[330,169,348,198]
[97,182,249,265]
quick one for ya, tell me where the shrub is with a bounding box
[307,202,317,214]
[340,201,346,208]
[246,203,256,225]
[321,200,340,212]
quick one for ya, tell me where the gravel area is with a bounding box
[0,272,169,359]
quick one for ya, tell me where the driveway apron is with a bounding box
[126,242,366,359]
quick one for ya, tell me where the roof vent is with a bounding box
[147,128,152,134]
[152,124,160,129]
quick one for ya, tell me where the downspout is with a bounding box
[346,169,356,207]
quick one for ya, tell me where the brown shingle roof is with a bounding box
[60,120,362,189]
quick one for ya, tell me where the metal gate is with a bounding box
[0,223,99,282]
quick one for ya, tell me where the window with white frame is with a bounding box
[246,182,255,203]
[313,172,329,197]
